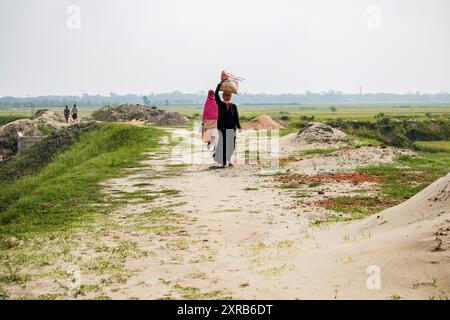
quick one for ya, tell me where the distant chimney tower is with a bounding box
[359,86,362,96]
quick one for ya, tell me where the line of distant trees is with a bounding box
[1,91,450,108]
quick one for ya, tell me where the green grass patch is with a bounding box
[301,148,338,155]
[349,134,381,146]
[313,151,450,225]
[278,183,301,189]
[279,127,298,137]
[0,123,163,236]
[413,140,450,153]
[325,196,394,214]
[358,152,449,200]
[0,115,32,126]
[156,189,180,196]
[141,208,174,223]
[312,196,397,225]
[335,117,450,147]
[0,123,98,184]
[132,183,153,187]
[307,182,321,188]
[172,284,231,300]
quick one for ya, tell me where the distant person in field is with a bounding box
[64,105,70,123]
[71,104,78,123]
[213,76,241,167]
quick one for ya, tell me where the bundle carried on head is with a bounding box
[219,70,244,94]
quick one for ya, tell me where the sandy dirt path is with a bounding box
[5,128,448,300]
[98,132,310,299]
[95,130,449,299]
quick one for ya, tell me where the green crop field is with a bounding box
[413,140,450,152]
[161,103,450,120]
[1,103,449,120]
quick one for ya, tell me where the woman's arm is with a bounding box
[215,82,224,107]
[234,105,241,130]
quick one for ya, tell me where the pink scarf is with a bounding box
[203,90,218,120]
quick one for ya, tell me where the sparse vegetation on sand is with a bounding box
[306,151,450,225]
[359,153,450,200]
[0,103,449,300]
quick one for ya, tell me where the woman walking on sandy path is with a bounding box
[213,79,241,167]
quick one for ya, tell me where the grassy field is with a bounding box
[0,115,32,126]
[2,103,449,149]
[413,140,450,152]
[1,103,449,231]
[1,103,449,120]
[2,104,448,143]
[165,103,450,119]
[1,103,449,299]
[0,123,163,237]
[0,107,94,118]
[359,153,450,200]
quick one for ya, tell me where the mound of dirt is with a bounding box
[32,109,50,119]
[281,122,356,154]
[92,104,154,122]
[0,119,43,159]
[305,172,450,299]
[0,122,97,183]
[242,115,285,130]
[33,110,66,130]
[148,112,188,126]
[296,122,353,144]
[372,172,450,228]
[92,104,187,126]
[280,145,413,176]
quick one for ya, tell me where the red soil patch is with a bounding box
[296,197,398,209]
[275,172,384,185]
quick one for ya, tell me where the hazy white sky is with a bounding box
[1,0,449,96]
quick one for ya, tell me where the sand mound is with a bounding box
[279,122,415,175]
[92,104,187,126]
[92,104,154,122]
[0,119,43,159]
[345,172,450,259]
[242,115,285,130]
[0,119,42,137]
[321,172,450,245]
[432,177,450,202]
[297,122,352,144]
[33,110,65,123]
[281,122,355,153]
[308,173,450,298]
[32,109,51,119]
[149,112,188,126]
[281,146,412,176]
[33,110,67,130]
[364,173,450,231]
[0,110,71,160]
